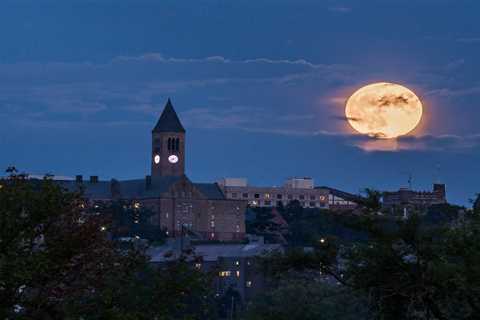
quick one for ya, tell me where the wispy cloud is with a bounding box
[328,6,352,13]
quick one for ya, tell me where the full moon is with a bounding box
[345,82,423,139]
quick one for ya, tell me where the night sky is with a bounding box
[1,0,479,205]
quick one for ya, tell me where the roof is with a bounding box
[148,241,283,263]
[193,183,225,200]
[57,176,226,200]
[318,186,364,203]
[152,99,185,133]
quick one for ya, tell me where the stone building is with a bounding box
[62,99,247,242]
[383,183,447,210]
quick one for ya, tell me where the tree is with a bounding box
[244,278,368,320]
[360,188,382,214]
[0,171,217,319]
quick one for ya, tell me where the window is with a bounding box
[242,193,249,198]
[309,201,316,207]
[236,224,240,232]
[235,261,240,266]
[264,200,271,206]
[236,271,240,277]
[175,138,180,151]
[288,194,293,200]
[299,195,305,200]
[246,281,252,287]
[195,263,202,269]
[264,193,270,199]
[231,192,238,198]
[219,271,231,277]
[310,195,316,200]
[210,221,215,228]
[276,201,283,207]
[277,194,283,199]
[254,194,260,199]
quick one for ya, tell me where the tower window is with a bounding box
[167,138,172,151]
[175,138,180,151]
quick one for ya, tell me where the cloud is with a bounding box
[456,37,480,44]
[350,134,480,152]
[328,6,352,13]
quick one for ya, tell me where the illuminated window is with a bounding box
[134,202,141,209]
[219,271,232,277]
[264,193,270,199]
[235,261,240,266]
[195,263,202,269]
[210,221,215,228]
[246,281,252,287]
[236,271,240,277]
[236,225,240,232]
[210,232,215,238]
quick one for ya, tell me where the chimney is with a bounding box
[75,175,83,183]
[90,176,99,184]
[146,175,152,189]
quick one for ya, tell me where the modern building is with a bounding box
[60,99,247,242]
[218,177,360,210]
[383,183,447,210]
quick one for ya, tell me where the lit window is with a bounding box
[236,225,240,232]
[210,232,215,238]
[264,193,270,199]
[134,202,141,209]
[100,226,106,231]
[219,271,232,277]
[195,263,202,269]
[235,261,240,266]
[246,281,252,287]
[210,221,215,228]
[236,271,240,277]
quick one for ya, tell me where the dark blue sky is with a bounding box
[1,0,479,205]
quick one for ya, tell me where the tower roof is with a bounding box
[152,99,185,133]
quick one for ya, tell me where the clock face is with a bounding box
[154,155,160,164]
[168,155,179,164]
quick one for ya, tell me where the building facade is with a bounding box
[62,99,247,242]
[218,177,360,210]
[383,183,447,210]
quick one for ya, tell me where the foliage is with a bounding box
[244,279,368,320]
[0,169,217,319]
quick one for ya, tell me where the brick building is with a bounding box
[61,99,247,241]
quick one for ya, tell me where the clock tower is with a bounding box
[151,99,186,177]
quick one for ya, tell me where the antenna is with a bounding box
[400,171,413,189]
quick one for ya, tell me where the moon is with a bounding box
[345,82,423,139]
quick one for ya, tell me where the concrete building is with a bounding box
[218,177,360,210]
[383,183,447,210]
[59,99,247,242]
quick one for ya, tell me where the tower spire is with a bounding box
[152,99,185,133]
